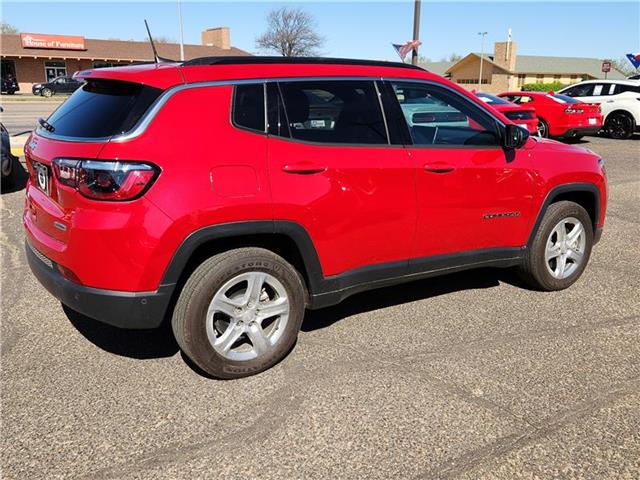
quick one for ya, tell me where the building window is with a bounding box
[457,79,489,85]
[553,75,561,81]
[44,61,66,82]
[1,59,17,82]
[93,61,118,69]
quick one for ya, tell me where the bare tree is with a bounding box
[256,7,324,57]
[443,53,462,62]
[611,56,636,77]
[1,22,19,34]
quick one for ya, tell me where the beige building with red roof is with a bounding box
[1,28,250,92]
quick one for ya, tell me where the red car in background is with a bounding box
[498,91,602,140]
[475,92,538,134]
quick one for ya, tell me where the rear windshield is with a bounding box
[547,93,580,104]
[476,93,511,105]
[44,79,162,138]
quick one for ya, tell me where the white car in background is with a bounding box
[559,79,640,139]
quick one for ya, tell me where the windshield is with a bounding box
[44,79,162,138]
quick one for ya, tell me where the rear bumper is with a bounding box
[26,240,173,329]
[559,126,602,138]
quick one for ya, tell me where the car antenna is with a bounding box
[144,19,175,63]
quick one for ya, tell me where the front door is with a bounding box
[386,81,535,258]
[267,79,417,277]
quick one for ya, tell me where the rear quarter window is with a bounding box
[44,79,162,138]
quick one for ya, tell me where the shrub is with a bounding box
[521,82,568,92]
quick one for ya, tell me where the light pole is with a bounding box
[478,31,487,90]
[411,0,421,66]
[177,0,185,61]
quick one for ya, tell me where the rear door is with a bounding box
[386,81,535,258]
[266,79,417,277]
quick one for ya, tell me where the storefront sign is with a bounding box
[20,33,86,51]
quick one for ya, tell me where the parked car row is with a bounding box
[474,78,640,141]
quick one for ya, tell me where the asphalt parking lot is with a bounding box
[1,131,639,478]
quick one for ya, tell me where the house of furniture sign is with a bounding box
[20,33,86,51]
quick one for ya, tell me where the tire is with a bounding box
[1,156,14,190]
[605,112,635,139]
[172,248,306,379]
[41,88,53,98]
[519,201,593,291]
[537,117,549,138]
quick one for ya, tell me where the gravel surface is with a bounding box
[1,135,639,479]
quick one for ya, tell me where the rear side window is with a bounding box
[233,84,265,132]
[616,84,640,94]
[278,80,388,145]
[45,79,162,138]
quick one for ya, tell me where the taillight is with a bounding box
[52,159,159,201]
[564,107,584,114]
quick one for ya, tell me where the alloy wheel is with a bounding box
[206,271,290,361]
[537,119,548,138]
[544,217,586,279]
[606,114,632,139]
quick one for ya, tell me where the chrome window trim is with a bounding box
[35,76,506,143]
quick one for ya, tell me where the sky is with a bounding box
[2,1,639,62]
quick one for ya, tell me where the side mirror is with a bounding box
[502,124,529,149]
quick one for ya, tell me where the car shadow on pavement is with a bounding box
[302,267,524,332]
[1,157,28,194]
[62,267,525,361]
[63,305,179,359]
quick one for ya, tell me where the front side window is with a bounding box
[233,84,265,132]
[562,84,594,97]
[391,82,499,147]
[278,80,388,145]
[502,95,535,104]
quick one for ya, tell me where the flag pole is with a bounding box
[478,31,487,90]
[177,0,185,61]
[411,0,421,65]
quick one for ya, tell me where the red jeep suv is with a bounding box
[24,57,607,378]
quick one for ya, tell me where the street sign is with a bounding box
[602,60,612,73]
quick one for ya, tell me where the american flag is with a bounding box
[392,40,422,61]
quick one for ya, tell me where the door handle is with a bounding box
[423,163,456,174]
[282,163,326,175]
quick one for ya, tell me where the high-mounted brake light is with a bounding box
[53,159,159,201]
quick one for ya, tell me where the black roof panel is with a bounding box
[181,56,423,70]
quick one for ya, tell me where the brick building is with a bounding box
[421,39,625,93]
[1,28,249,92]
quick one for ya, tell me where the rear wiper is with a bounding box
[38,118,55,132]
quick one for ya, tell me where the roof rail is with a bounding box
[181,56,424,70]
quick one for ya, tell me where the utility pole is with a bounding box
[177,0,185,61]
[478,31,488,90]
[411,0,421,66]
